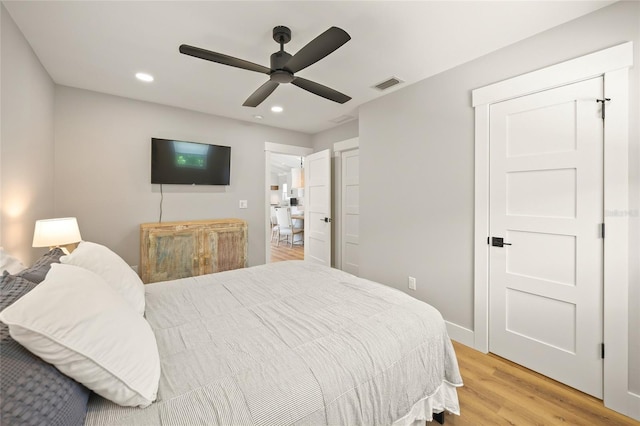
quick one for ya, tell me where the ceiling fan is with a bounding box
[179,26,352,107]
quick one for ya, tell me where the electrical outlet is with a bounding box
[408,276,416,290]
[239,200,248,209]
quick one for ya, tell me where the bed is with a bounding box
[1,245,462,425]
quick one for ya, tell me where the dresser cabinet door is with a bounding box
[202,226,247,274]
[146,228,200,282]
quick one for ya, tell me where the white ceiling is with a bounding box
[271,153,303,176]
[4,1,613,134]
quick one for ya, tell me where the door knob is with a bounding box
[320,217,332,223]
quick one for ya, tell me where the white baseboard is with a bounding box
[445,321,474,347]
[628,391,640,421]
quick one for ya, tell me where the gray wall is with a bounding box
[1,5,55,264]
[54,87,312,268]
[311,120,358,153]
[358,1,639,393]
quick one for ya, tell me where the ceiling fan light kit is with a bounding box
[179,25,352,107]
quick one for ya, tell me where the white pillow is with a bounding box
[61,241,145,315]
[0,247,25,274]
[0,263,160,407]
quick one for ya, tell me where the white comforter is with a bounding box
[85,261,462,425]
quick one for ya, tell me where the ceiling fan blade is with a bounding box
[179,44,271,74]
[243,80,279,107]
[284,27,350,74]
[291,77,351,104]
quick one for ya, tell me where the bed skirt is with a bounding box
[391,381,461,426]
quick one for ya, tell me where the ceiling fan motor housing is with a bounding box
[270,51,294,83]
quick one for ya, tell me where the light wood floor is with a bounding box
[445,341,639,425]
[269,240,304,262]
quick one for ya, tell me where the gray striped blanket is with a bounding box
[85,261,462,425]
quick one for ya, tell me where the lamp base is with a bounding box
[50,242,79,254]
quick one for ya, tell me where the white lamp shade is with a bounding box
[33,217,82,248]
[291,167,304,189]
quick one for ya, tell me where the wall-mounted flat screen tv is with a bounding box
[151,138,231,185]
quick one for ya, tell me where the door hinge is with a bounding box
[596,98,611,119]
[601,343,605,359]
[600,223,605,238]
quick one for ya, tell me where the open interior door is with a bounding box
[304,149,331,266]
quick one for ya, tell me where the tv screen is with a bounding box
[151,138,231,185]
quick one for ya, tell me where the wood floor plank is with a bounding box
[269,240,304,262]
[444,342,639,425]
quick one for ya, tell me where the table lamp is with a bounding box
[32,217,82,254]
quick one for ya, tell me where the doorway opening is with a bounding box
[269,153,305,263]
[264,142,312,264]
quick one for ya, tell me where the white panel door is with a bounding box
[489,77,604,398]
[341,149,359,275]
[304,149,331,266]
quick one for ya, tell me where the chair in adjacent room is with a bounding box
[275,207,303,248]
[270,206,280,242]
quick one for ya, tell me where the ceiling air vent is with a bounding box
[330,115,355,124]
[372,76,403,91]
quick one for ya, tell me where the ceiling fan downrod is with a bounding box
[270,26,294,83]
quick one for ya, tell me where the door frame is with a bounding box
[472,42,634,416]
[264,142,313,263]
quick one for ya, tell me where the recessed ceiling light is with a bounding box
[253,114,264,120]
[135,72,154,82]
[271,106,283,113]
